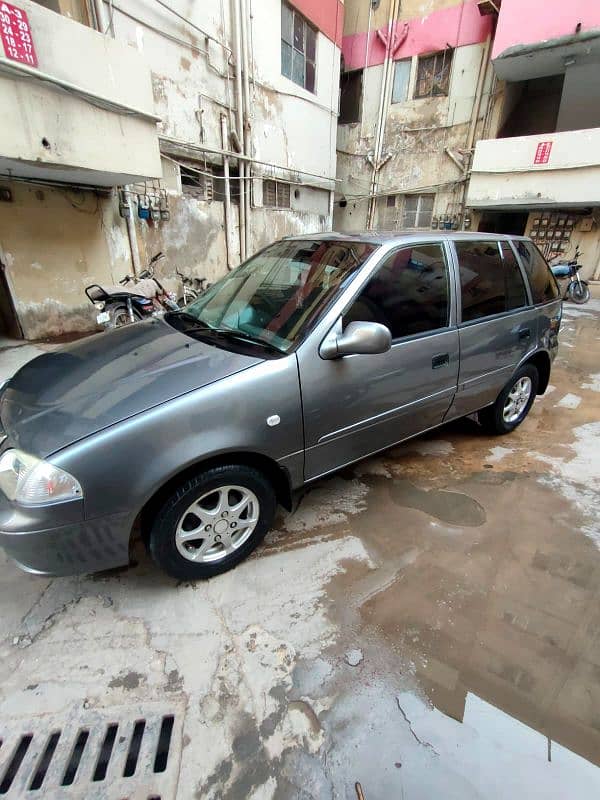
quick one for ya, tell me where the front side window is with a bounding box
[169,240,378,352]
[344,244,449,339]
[414,50,453,98]
[514,240,560,304]
[281,3,316,93]
[456,240,529,323]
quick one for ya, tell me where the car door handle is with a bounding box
[518,328,531,341]
[432,353,449,369]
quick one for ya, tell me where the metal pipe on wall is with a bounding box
[220,114,234,270]
[367,0,400,229]
[231,0,246,262]
[239,0,252,259]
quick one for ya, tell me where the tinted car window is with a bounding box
[514,240,560,304]
[456,240,527,323]
[344,244,449,339]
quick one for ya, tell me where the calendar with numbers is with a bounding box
[0,2,38,68]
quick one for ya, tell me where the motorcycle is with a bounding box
[550,246,590,304]
[176,268,209,306]
[85,252,180,328]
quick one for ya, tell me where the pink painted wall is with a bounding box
[492,0,600,60]
[342,0,492,71]
[291,0,344,47]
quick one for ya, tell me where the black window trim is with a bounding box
[451,238,535,327]
[340,239,456,345]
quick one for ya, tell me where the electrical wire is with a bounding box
[152,0,232,54]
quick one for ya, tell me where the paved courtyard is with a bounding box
[1,303,600,798]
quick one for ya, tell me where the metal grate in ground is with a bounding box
[0,703,183,799]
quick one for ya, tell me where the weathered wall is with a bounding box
[335,36,496,232]
[0,181,130,339]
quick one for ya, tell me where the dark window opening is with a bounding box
[344,244,449,339]
[339,69,363,124]
[414,50,453,98]
[498,75,564,138]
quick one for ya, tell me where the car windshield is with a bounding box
[169,239,378,352]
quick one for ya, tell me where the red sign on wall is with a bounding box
[534,141,553,165]
[0,2,37,67]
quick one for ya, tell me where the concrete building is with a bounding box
[0,0,343,339]
[335,0,600,282]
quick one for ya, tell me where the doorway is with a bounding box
[478,212,529,236]
[0,259,23,339]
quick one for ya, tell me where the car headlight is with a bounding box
[0,449,82,505]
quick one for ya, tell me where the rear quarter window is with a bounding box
[514,240,560,304]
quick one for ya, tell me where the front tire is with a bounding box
[478,364,539,435]
[568,281,590,304]
[148,465,276,580]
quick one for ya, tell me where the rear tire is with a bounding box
[148,465,276,580]
[568,281,590,304]
[478,364,539,435]
[108,303,141,327]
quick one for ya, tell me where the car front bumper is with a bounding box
[0,506,134,577]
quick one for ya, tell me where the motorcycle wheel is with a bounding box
[568,281,590,304]
[109,304,141,327]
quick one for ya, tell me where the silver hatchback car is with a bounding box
[0,232,561,580]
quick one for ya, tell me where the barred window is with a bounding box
[264,180,291,209]
[414,50,453,98]
[180,166,213,201]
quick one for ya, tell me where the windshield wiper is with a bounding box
[210,328,284,354]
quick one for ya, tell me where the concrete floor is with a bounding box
[1,303,600,798]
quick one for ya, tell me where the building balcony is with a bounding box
[466,128,600,210]
[0,0,161,187]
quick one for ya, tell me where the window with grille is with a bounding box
[383,194,435,229]
[281,2,316,93]
[263,180,291,209]
[414,50,453,98]
[180,166,214,201]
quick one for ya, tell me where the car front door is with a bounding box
[297,241,460,481]
[449,238,539,418]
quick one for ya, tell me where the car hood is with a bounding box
[1,318,263,457]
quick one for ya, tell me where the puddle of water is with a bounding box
[388,478,486,527]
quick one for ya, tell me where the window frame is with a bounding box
[281,2,317,94]
[391,58,412,105]
[414,49,453,99]
[451,238,534,328]
[340,239,456,345]
[263,179,291,209]
[512,239,560,306]
[382,193,435,230]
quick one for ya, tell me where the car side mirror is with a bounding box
[320,321,392,359]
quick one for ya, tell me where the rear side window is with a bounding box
[344,243,449,339]
[456,240,528,323]
[514,240,560,304]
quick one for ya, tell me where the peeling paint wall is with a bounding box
[0,182,129,339]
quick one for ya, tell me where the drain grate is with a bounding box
[0,703,183,799]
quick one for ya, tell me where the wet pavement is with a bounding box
[1,303,600,798]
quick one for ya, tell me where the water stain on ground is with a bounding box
[388,478,486,527]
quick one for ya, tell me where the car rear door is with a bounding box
[450,238,538,418]
[297,240,460,481]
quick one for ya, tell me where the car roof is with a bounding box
[284,230,530,245]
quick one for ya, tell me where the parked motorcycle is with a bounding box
[550,246,590,304]
[176,268,209,306]
[85,252,179,328]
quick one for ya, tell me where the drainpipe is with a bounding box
[232,0,246,261]
[459,33,492,225]
[220,114,234,270]
[93,0,108,33]
[125,199,141,277]
[367,0,400,229]
[240,0,252,258]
